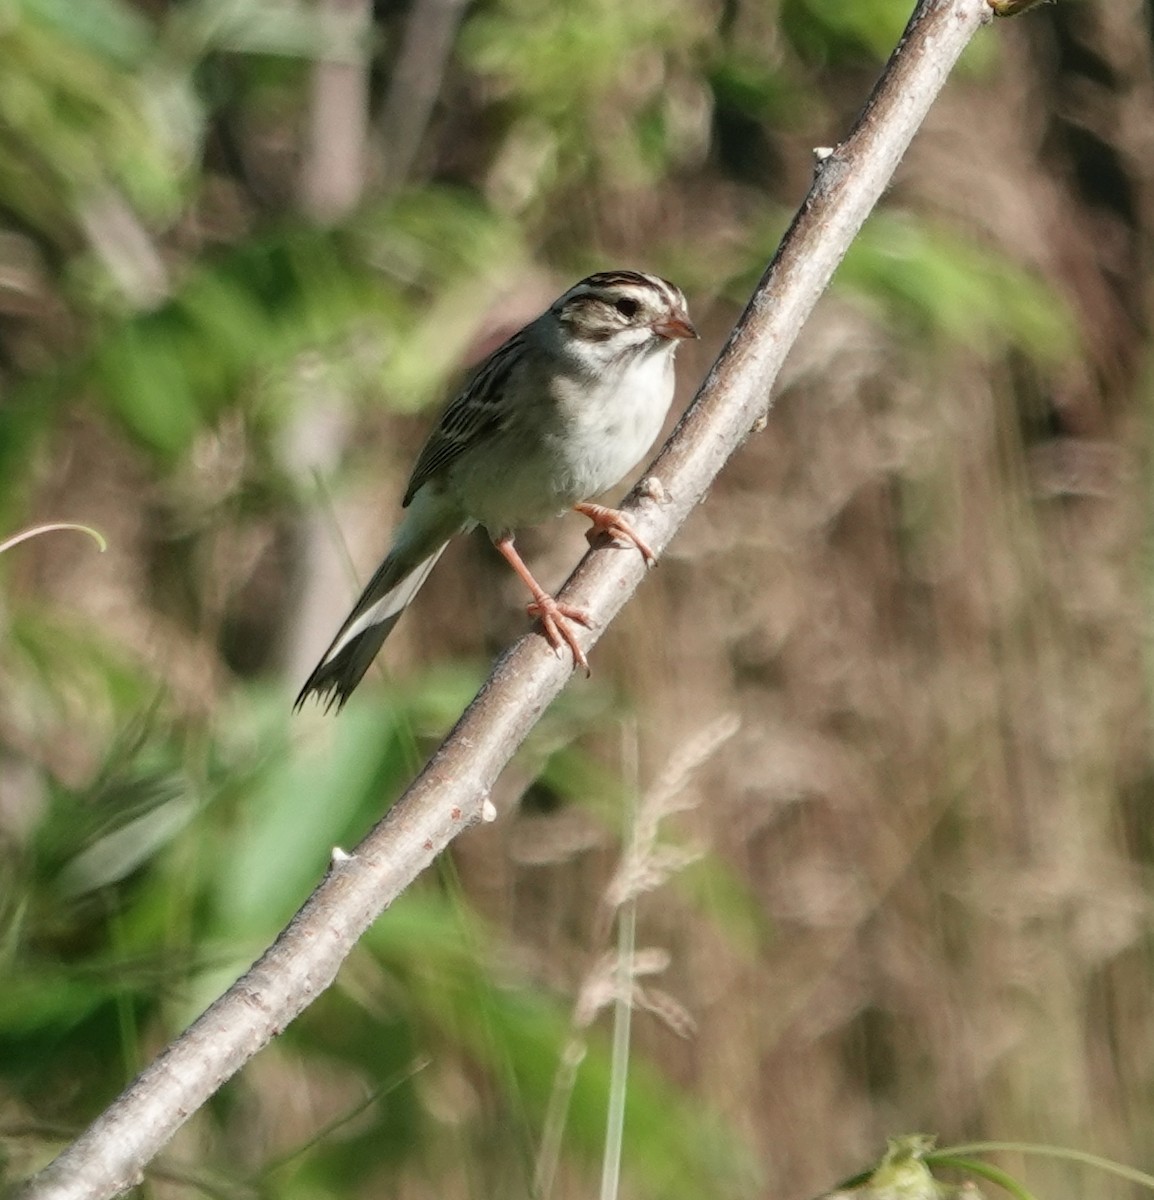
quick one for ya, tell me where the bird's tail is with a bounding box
[294,541,451,712]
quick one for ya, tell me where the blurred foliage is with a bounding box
[781,0,914,63]
[839,213,1078,360]
[2,0,1151,1198]
[0,0,186,237]
[462,0,711,194]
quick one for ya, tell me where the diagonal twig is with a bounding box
[17,3,1000,1197]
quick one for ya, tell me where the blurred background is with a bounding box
[2,0,1153,1196]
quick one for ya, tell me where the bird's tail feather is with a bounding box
[294,542,450,711]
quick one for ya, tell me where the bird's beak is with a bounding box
[651,314,698,341]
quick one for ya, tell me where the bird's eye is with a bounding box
[614,297,640,318]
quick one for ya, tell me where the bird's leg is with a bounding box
[493,534,592,674]
[574,501,656,566]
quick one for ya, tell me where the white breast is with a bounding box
[555,344,676,497]
[449,337,679,535]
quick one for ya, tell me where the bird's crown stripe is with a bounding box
[565,271,683,307]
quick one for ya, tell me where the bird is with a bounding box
[295,269,697,711]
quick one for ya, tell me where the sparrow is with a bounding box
[295,269,696,710]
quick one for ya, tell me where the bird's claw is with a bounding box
[527,597,593,675]
[576,502,657,567]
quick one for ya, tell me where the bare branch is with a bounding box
[17,3,995,1197]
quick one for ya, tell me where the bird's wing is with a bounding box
[403,332,526,507]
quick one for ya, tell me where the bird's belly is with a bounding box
[450,348,675,534]
[451,411,660,532]
[453,449,570,531]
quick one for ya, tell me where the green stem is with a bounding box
[0,522,107,555]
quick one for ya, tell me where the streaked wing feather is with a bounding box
[403,333,526,506]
